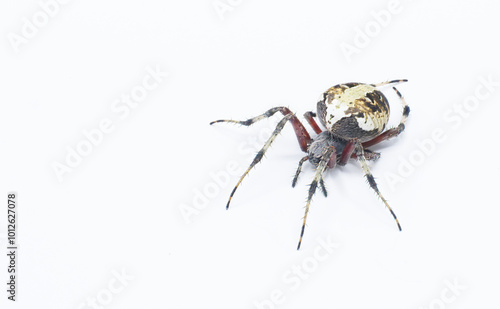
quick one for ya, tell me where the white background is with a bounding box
[1,0,499,308]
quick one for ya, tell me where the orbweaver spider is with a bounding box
[211,79,410,249]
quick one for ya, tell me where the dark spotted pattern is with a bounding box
[365,90,390,114]
[316,83,391,142]
[403,105,410,118]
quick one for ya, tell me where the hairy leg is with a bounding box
[303,111,322,134]
[319,178,328,198]
[292,155,327,197]
[292,156,309,188]
[372,79,408,87]
[354,141,402,231]
[211,106,311,152]
[297,146,337,250]
[350,149,380,161]
[221,114,293,209]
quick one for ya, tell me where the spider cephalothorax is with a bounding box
[211,79,410,249]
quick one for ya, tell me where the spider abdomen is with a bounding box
[317,83,390,142]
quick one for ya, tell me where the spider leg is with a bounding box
[297,146,336,250]
[352,149,380,161]
[210,106,311,152]
[340,138,381,163]
[303,111,323,134]
[292,156,309,188]
[319,177,328,198]
[362,86,410,148]
[339,139,357,166]
[354,141,402,231]
[224,114,293,209]
[372,79,408,87]
[292,155,328,198]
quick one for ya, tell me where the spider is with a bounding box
[210,79,410,249]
